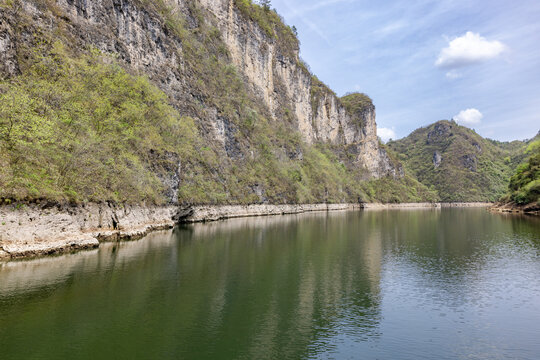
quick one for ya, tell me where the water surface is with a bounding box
[1,209,539,359]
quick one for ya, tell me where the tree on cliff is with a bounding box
[505,140,540,205]
[259,0,271,11]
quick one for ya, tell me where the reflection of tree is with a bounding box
[167,211,384,359]
[367,208,539,309]
[508,214,540,250]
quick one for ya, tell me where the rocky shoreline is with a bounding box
[362,202,492,210]
[0,203,361,260]
[0,202,492,261]
[489,203,540,216]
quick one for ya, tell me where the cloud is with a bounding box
[453,108,483,125]
[377,127,396,142]
[436,32,506,69]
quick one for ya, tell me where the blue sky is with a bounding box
[270,0,540,142]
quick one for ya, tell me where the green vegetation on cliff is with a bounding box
[361,174,439,203]
[340,93,374,115]
[0,42,182,203]
[388,120,526,202]
[232,0,301,61]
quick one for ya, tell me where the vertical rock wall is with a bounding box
[197,0,398,178]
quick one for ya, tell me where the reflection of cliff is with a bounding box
[0,211,384,358]
[180,211,385,358]
[2,209,538,358]
[361,208,537,309]
[0,230,178,297]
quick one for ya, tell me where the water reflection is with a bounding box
[0,209,539,360]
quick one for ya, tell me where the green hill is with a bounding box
[498,137,540,210]
[387,120,528,202]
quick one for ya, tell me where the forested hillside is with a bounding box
[497,137,540,210]
[388,120,531,202]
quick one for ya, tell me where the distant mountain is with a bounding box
[387,120,530,202]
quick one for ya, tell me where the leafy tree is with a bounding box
[506,141,540,205]
[259,0,271,11]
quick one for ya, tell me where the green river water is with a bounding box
[0,208,539,359]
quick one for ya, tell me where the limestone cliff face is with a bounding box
[198,0,313,140]
[197,0,397,178]
[1,0,399,186]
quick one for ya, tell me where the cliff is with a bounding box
[0,0,404,209]
[198,0,397,178]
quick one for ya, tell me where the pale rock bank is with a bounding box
[0,203,359,260]
[0,202,496,260]
[363,203,492,210]
[489,203,540,216]
[0,204,177,259]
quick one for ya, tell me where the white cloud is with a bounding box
[378,127,396,142]
[453,108,483,125]
[436,32,506,69]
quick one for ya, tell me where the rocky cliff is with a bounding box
[197,0,395,179]
[0,0,401,207]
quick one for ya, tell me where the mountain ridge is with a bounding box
[388,120,536,202]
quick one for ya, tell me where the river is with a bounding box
[1,208,539,359]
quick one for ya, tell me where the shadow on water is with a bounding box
[0,209,539,359]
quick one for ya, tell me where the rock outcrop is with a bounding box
[198,0,396,178]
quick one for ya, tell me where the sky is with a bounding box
[269,0,540,142]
